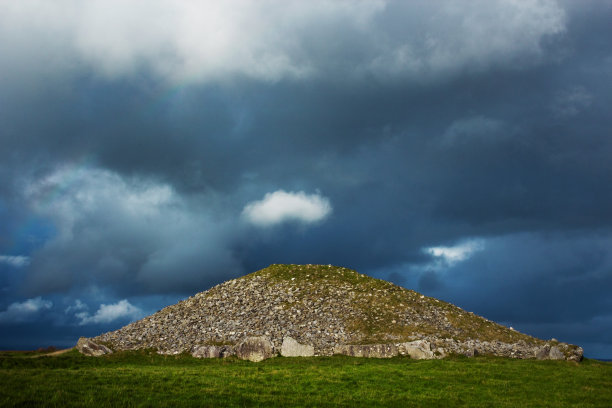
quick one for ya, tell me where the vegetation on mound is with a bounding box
[251,264,540,345]
[1,350,610,407]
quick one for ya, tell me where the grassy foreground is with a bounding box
[1,350,611,407]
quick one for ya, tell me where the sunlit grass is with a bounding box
[1,350,611,407]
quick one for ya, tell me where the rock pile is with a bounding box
[85,264,582,362]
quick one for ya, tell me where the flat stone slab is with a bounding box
[281,337,314,357]
[333,343,398,358]
[398,340,435,360]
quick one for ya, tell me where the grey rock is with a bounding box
[567,347,584,363]
[76,337,113,356]
[535,345,550,360]
[192,345,234,358]
[548,346,565,360]
[333,343,398,358]
[281,337,314,357]
[235,336,275,362]
[398,340,435,359]
[535,344,581,361]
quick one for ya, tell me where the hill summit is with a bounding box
[90,264,582,361]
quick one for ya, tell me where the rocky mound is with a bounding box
[90,264,583,361]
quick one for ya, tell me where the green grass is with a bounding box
[1,350,611,407]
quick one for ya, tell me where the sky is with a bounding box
[0,0,611,359]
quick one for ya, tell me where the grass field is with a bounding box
[1,350,611,407]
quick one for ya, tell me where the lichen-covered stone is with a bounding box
[281,337,314,357]
[567,346,584,362]
[535,345,551,360]
[333,343,398,358]
[76,337,113,356]
[192,345,234,358]
[534,343,582,362]
[398,340,435,359]
[548,346,565,360]
[235,336,275,362]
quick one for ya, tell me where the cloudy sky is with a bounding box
[1,0,611,358]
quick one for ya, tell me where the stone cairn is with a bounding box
[78,264,583,362]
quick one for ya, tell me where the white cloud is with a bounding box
[0,297,53,323]
[0,0,381,83]
[242,190,332,227]
[0,255,30,268]
[0,0,566,84]
[65,299,88,314]
[425,240,485,266]
[77,299,143,325]
[23,165,243,294]
[25,165,177,238]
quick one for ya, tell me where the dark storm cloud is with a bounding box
[0,0,568,85]
[0,1,611,356]
[395,232,612,352]
[17,166,245,297]
[444,234,612,322]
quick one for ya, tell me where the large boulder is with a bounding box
[281,337,315,357]
[535,344,551,360]
[548,346,565,360]
[398,340,435,359]
[333,343,398,358]
[235,336,275,362]
[567,346,584,363]
[76,337,113,356]
[192,345,234,358]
